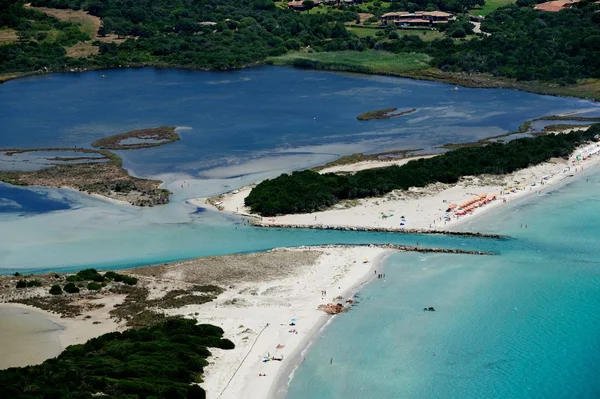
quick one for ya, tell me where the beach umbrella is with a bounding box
[290,317,297,323]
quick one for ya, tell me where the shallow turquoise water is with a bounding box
[286,175,600,399]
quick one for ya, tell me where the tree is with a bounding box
[49,285,63,295]
[63,282,80,294]
[303,0,316,11]
[87,282,102,290]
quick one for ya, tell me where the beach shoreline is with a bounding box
[191,137,600,235]
[266,249,394,399]
[130,246,393,399]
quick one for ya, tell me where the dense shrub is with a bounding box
[15,280,27,288]
[63,282,80,293]
[0,318,234,398]
[246,126,599,215]
[87,282,102,290]
[104,271,137,285]
[49,284,62,295]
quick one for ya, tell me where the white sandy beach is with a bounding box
[192,135,600,233]
[155,246,391,399]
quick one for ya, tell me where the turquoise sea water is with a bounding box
[285,174,600,399]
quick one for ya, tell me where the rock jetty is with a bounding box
[251,222,505,239]
[300,243,496,256]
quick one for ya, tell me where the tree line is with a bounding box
[245,126,599,216]
[381,2,600,84]
[3,0,600,85]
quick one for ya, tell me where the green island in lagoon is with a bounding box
[1,0,600,398]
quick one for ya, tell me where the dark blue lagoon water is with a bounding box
[0,67,595,180]
[0,66,592,271]
[0,183,72,215]
[285,174,600,399]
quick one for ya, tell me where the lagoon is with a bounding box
[0,67,595,272]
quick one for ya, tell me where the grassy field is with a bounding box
[470,0,516,16]
[29,6,101,37]
[346,26,445,41]
[267,50,432,74]
[346,26,381,38]
[0,28,18,45]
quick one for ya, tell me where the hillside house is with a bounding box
[380,11,454,27]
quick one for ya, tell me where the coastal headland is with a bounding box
[0,126,180,206]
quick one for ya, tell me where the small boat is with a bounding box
[452,86,459,91]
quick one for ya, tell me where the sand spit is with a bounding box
[1,246,393,399]
[192,139,600,234]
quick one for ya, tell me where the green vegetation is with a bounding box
[470,0,515,16]
[0,0,90,73]
[104,270,138,285]
[385,4,600,84]
[86,281,102,290]
[245,125,600,215]
[66,268,138,285]
[63,282,80,293]
[533,115,600,122]
[357,107,416,121]
[0,318,234,398]
[109,285,223,328]
[49,284,62,295]
[345,26,381,38]
[268,50,431,75]
[91,126,180,150]
[15,279,42,288]
[2,0,600,96]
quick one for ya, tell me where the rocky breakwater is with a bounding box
[371,244,496,255]
[295,243,496,256]
[251,222,505,240]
